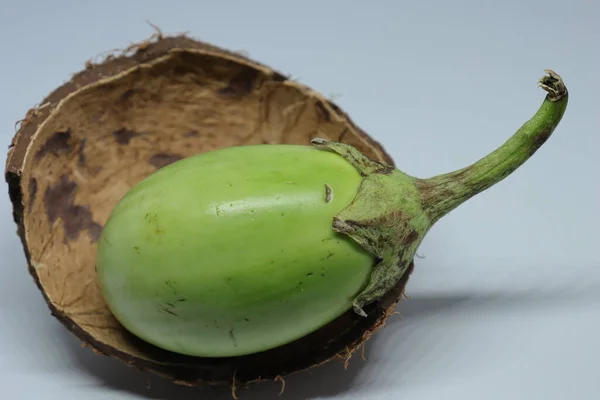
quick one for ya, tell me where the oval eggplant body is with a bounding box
[96,144,375,357]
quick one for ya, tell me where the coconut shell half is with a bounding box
[5,34,414,387]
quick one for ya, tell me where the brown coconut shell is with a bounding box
[5,33,414,387]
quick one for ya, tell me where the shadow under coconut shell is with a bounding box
[58,294,474,399]
[390,284,599,324]
[60,325,373,400]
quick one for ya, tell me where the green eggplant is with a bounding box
[96,70,568,358]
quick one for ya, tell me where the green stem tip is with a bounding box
[416,69,568,223]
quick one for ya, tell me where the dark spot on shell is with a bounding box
[244,318,250,322]
[77,138,87,166]
[171,62,200,76]
[328,101,344,116]
[43,175,103,243]
[120,89,136,100]
[271,72,288,82]
[28,178,37,213]
[35,129,73,159]
[315,102,331,122]
[306,273,313,277]
[113,128,140,145]
[133,246,140,254]
[184,130,199,138]
[87,223,103,242]
[149,153,183,169]
[218,68,260,96]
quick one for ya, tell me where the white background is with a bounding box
[1,1,599,399]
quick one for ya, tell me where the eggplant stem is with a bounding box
[416,70,568,224]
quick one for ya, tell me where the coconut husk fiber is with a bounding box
[5,32,414,388]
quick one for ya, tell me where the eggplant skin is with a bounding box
[96,144,375,357]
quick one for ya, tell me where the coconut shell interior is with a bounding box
[5,35,413,386]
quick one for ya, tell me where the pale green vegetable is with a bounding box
[97,145,374,357]
[97,70,568,357]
